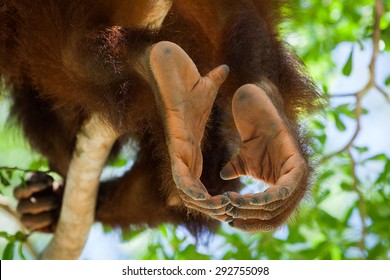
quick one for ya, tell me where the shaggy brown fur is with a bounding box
[0,0,320,233]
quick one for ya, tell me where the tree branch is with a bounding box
[322,0,386,163]
[39,114,118,260]
[320,95,362,164]
[376,84,390,103]
[347,149,368,256]
[320,0,386,258]
[330,93,358,98]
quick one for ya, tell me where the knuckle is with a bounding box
[230,208,239,218]
[206,201,216,210]
[225,204,234,213]
[233,197,245,207]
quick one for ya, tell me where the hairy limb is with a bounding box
[147,41,231,221]
[221,84,310,232]
[39,114,118,259]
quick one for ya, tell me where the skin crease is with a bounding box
[1,0,321,234]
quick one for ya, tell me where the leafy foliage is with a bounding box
[0,231,28,260]
[0,0,389,260]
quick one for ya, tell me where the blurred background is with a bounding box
[1,0,389,260]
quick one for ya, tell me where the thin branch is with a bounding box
[320,95,362,164]
[330,93,358,98]
[40,114,118,260]
[366,0,383,89]
[347,149,368,256]
[375,84,390,103]
[321,0,385,163]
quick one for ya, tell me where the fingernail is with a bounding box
[236,197,245,207]
[221,196,230,205]
[226,205,234,212]
[279,186,290,199]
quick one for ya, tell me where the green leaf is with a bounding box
[178,244,209,260]
[330,111,347,132]
[28,158,48,170]
[329,244,342,260]
[340,182,351,191]
[18,242,26,260]
[342,46,354,76]
[352,146,369,154]
[356,40,364,51]
[311,119,326,130]
[121,228,145,242]
[5,170,13,180]
[385,76,390,86]
[318,170,335,181]
[380,11,390,30]
[15,231,26,242]
[318,134,327,145]
[322,84,329,94]
[0,232,10,239]
[375,161,390,185]
[335,116,346,132]
[2,242,15,260]
[159,225,169,238]
[335,104,355,119]
[102,226,112,233]
[0,172,11,187]
[19,175,27,188]
[109,157,128,168]
[317,189,331,201]
[361,108,369,115]
[366,154,388,162]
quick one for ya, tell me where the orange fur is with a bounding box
[1,0,320,233]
